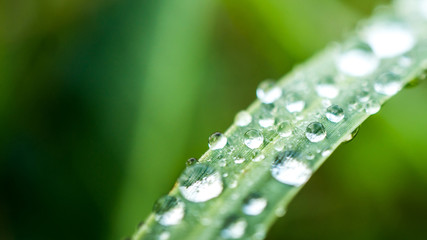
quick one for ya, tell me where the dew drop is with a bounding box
[208,132,227,150]
[256,80,282,104]
[153,196,185,226]
[306,152,315,160]
[363,21,415,58]
[244,130,264,149]
[336,45,379,77]
[277,121,293,137]
[325,105,345,123]
[234,157,245,164]
[358,89,371,102]
[186,158,198,166]
[321,148,333,157]
[178,164,223,202]
[374,72,402,96]
[365,100,381,115]
[258,114,275,128]
[274,206,286,217]
[305,122,327,142]
[242,193,267,216]
[316,76,340,99]
[285,93,306,113]
[253,154,265,162]
[221,216,248,239]
[344,127,360,142]
[159,232,170,240]
[271,151,312,186]
[235,111,252,127]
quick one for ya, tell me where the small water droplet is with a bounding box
[178,164,223,202]
[336,44,379,77]
[285,93,305,113]
[186,158,198,166]
[153,196,185,226]
[321,148,333,157]
[159,232,170,240]
[326,105,345,123]
[219,158,227,167]
[252,225,267,240]
[221,216,248,239]
[274,206,286,217]
[229,179,238,189]
[365,100,381,115]
[208,132,227,150]
[253,154,265,162]
[344,127,360,142]
[358,89,371,102]
[374,72,402,96]
[244,130,264,149]
[256,80,282,104]
[306,152,315,160]
[306,122,327,142]
[277,121,293,137]
[316,76,340,99]
[235,111,252,127]
[258,114,275,128]
[242,193,268,216]
[234,157,245,164]
[363,21,415,58]
[271,151,312,186]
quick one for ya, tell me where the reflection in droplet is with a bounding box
[178,164,223,202]
[306,122,327,142]
[221,216,247,239]
[244,130,264,149]
[271,151,312,186]
[153,196,185,226]
[208,132,227,150]
[374,72,402,96]
[326,105,345,123]
[363,21,415,58]
[336,46,379,77]
[234,111,252,127]
[242,193,268,216]
[256,80,282,104]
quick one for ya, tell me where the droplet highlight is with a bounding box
[208,132,227,150]
[336,45,379,77]
[285,93,306,113]
[256,80,282,104]
[326,105,344,123]
[305,122,327,142]
[235,111,252,127]
[271,151,312,186]
[221,216,247,239]
[242,193,267,216]
[244,130,264,149]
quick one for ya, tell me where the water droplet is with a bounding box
[242,193,267,216]
[306,122,327,142]
[365,100,381,115]
[374,72,402,96]
[274,206,286,217]
[336,45,379,77]
[186,158,198,166]
[235,111,252,127]
[271,151,312,186]
[256,80,282,104]
[325,105,344,123]
[344,127,360,142]
[316,76,340,99]
[153,196,185,226]
[221,216,247,239]
[159,232,170,240]
[358,89,370,102]
[178,164,223,202]
[244,130,264,149]
[208,132,227,150]
[321,148,333,157]
[258,114,275,128]
[277,121,293,137]
[306,152,315,160]
[252,225,267,240]
[363,21,415,58]
[234,157,245,164]
[253,154,265,162]
[219,158,227,167]
[285,93,305,113]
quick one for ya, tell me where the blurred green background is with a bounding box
[1,0,427,239]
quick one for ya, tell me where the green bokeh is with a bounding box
[1,0,426,239]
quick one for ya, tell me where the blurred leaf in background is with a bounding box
[1,0,427,240]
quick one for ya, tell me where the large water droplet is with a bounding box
[235,111,252,127]
[242,193,267,216]
[178,164,223,202]
[271,151,312,186]
[316,76,340,99]
[256,80,282,104]
[336,45,379,77]
[244,130,264,149]
[285,93,305,113]
[365,100,381,115]
[374,72,402,96]
[221,216,247,239]
[277,121,293,137]
[153,196,185,226]
[305,122,327,142]
[363,21,416,58]
[208,132,227,150]
[326,105,344,123]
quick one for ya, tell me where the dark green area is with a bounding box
[1,0,426,239]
